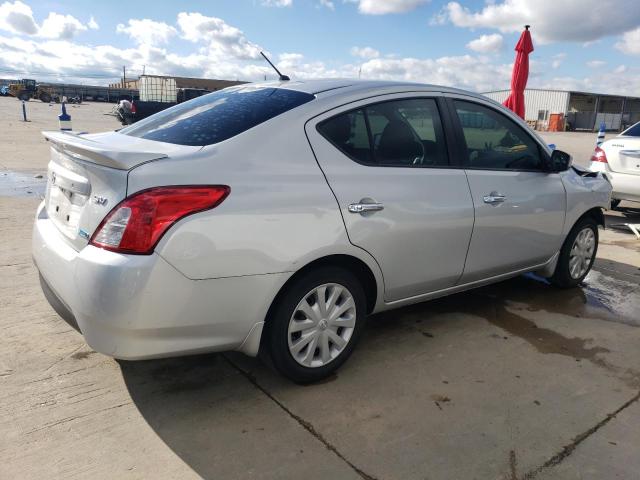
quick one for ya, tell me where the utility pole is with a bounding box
[122,65,126,88]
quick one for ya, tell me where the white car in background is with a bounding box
[590,121,640,208]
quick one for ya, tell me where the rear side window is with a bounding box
[318,98,448,167]
[120,87,315,146]
[454,100,542,171]
[622,122,640,137]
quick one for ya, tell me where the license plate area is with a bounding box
[619,150,640,175]
[45,164,90,239]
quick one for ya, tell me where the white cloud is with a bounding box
[39,12,87,39]
[536,69,640,96]
[357,55,513,92]
[0,1,90,39]
[88,16,99,30]
[1,6,639,98]
[116,19,177,45]
[551,53,566,69]
[177,12,262,59]
[466,33,503,53]
[436,0,640,43]
[615,27,640,55]
[318,0,335,9]
[0,1,38,35]
[2,31,639,97]
[350,46,380,59]
[260,0,293,6]
[350,0,429,15]
[586,60,606,68]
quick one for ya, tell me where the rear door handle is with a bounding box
[348,202,384,213]
[483,192,506,204]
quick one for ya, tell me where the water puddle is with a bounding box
[476,270,640,327]
[0,170,46,198]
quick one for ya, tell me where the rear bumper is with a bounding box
[32,202,285,359]
[590,163,640,203]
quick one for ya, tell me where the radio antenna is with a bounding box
[260,51,290,81]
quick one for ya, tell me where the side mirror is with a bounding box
[548,149,572,172]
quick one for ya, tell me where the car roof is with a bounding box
[250,78,480,99]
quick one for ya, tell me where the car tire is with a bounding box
[264,266,366,383]
[549,217,599,288]
[610,199,621,210]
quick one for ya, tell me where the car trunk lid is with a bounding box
[603,139,640,176]
[42,131,199,251]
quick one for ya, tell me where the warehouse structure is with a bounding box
[483,88,640,132]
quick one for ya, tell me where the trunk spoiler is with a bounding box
[43,131,168,170]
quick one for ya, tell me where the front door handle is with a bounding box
[348,202,384,214]
[483,192,506,204]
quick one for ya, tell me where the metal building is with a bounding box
[482,88,640,132]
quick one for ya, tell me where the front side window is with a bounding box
[120,87,315,146]
[454,100,543,171]
[318,98,448,167]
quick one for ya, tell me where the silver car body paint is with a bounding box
[32,80,611,360]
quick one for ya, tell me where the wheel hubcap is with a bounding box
[569,227,596,279]
[287,283,356,368]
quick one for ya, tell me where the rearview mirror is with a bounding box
[549,149,572,172]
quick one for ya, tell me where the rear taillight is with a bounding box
[130,101,136,114]
[90,186,229,255]
[590,147,608,163]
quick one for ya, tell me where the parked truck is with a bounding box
[115,75,211,125]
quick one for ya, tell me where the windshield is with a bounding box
[120,86,315,146]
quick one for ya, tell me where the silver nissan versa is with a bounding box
[33,79,612,382]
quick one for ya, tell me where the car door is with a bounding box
[306,95,474,302]
[447,97,567,283]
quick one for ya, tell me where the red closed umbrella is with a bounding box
[503,25,534,119]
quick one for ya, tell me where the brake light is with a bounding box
[590,146,608,163]
[90,186,230,254]
[130,101,136,114]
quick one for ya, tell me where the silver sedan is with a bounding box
[33,80,611,382]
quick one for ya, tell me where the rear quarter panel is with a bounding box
[126,109,383,287]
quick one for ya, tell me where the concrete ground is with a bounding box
[1,97,639,480]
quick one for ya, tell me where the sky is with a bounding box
[0,0,639,95]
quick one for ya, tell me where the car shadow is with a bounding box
[118,259,639,479]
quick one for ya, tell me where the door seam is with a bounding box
[302,126,388,298]
[456,169,476,286]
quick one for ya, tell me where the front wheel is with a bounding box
[264,267,366,383]
[549,218,598,288]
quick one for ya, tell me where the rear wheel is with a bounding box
[39,92,51,103]
[264,267,366,383]
[549,217,598,288]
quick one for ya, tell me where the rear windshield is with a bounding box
[621,122,640,137]
[120,87,315,146]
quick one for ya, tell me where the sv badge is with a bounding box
[93,195,108,206]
